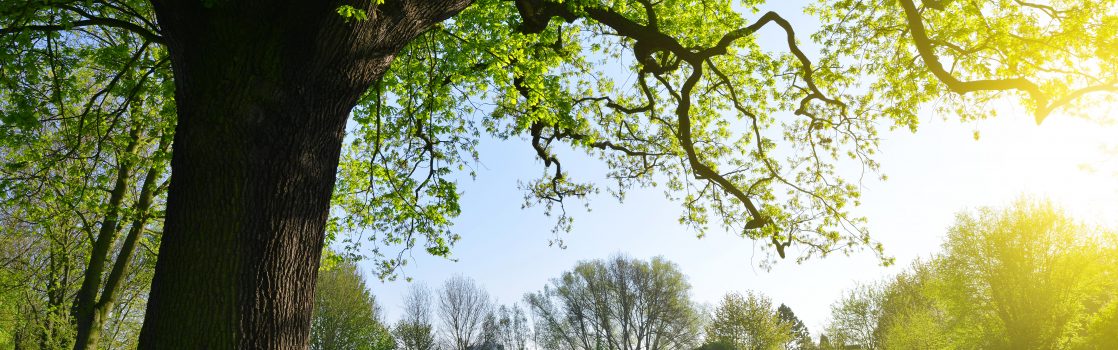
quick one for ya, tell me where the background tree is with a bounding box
[393,323,437,350]
[525,255,701,350]
[778,304,816,350]
[825,199,1118,350]
[939,199,1115,350]
[310,257,396,350]
[3,0,1117,346]
[704,291,792,350]
[823,284,883,350]
[495,304,532,350]
[395,283,438,350]
[872,260,949,350]
[0,13,173,348]
[1077,227,1118,349]
[472,312,502,350]
[438,276,493,350]
[816,335,832,350]
[695,340,735,350]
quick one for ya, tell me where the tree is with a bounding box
[777,304,816,350]
[872,260,949,350]
[525,255,701,350]
[473,312,502,350]
[0,27,173,349]
[4,0,1116,346]
[69,121,170,350]
[438,275,493,350]
[310,258,396,350]
[393,322,437,350]
[932,199,1116,349]
[828,199,1118,350]
[472,303,532,350]
[816,335,832,350]
[395,283,438,350]
[823,284,883,350]
[494,304,531,350]
[695,340,736,350]
[704,291,792,350]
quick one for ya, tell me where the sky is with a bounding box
[357,107,1117,336]
[351,2,1118,339]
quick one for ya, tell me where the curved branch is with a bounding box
[897,0,1049,120]
[902,0,1118,122]
[673,65,766,226]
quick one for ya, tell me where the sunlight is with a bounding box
[968,105,1118,227]
[4,0,1117,348]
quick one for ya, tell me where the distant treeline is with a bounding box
[312,199,1118,350]
[4,200,1115,350]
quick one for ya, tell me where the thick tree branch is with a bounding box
[902,0,1118,122]
[673,65,766,227]
[898,0,1050,121]
[512,2,866,239]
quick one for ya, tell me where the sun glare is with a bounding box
[967,104,1118,227]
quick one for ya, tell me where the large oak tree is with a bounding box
[2,0,1116,348]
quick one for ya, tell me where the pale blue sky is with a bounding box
[360,109,1117,336]
[353,2,1118,339]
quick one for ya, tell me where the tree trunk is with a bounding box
[138,0,471,348]
[73,125,142,350]
[74,132,168,350]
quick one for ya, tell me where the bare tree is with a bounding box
[396,283,437,350]
[525,255,701,350]
[438,276,493,350]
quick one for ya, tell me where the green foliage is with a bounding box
[778,304,817,350]
[336,5,370,22]
[311,258,396,350]
[705,291,794,350]
[826,199,1118,350]
[824,283,884,350]
[328,0,1114,274]
[5,0,1118,330]
[330,0,916,273]
[392,320,436,350]
[873,260,950,350]
[0,1,171,347]
[809,0,1118,123]
[695,340,736,350]
[1077,298,1118,349]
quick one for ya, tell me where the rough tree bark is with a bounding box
[137,1,471,348]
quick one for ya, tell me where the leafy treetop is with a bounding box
[3,0,1116,279]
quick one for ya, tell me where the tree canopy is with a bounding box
[704,291,794,350]
[326,0,1118,276]
[525,255,701,350]
[824,199,1118,350]
[311,258,396,350]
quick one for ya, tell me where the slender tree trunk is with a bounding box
[73,125,142,350]
[137,1,471,348]
[73,133,169,350]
